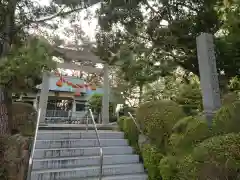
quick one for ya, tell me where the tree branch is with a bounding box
[30,6,84,24]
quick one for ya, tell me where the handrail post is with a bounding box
[86,113,89,131]
[99,148,103,180]
[89,109,103,180]
[26,108,42,180]
[128,112,144,135]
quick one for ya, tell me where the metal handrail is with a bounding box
[88,109,103,180]
[26,108,42,180]
[128,112,144,135]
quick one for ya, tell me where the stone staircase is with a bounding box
[30,126,147,180]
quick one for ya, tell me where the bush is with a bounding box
[142,144,163,180]
[117,116,139,151]
[174,83,202,116]
[136,100,185,150]
[222,92,239,105]
[176,133,240,179]
[118,116,127,131]
[12,102,37,136]
[159,156,179,180]
[169,116,210,155]
[122,117,139,151]
[212,101,240,135]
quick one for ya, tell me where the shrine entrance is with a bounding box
[37,46,110,125]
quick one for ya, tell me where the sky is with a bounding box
[38,0,102,74]
[40,0,99,41]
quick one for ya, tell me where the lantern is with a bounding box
[72,84,78,88]
[75,88,81,96]
[56,79,63,87]
[66,81,71,86]
[91,84,96,90]
[76,84,83,88]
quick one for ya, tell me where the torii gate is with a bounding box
[38,45,110,124]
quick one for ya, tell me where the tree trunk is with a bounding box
[0,88,10,135]
[0,0,17,135]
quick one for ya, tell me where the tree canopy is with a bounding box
[96,0,240,83]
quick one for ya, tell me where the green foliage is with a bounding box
[117,116,127,131]
[174,83,202,115]
[159,156,179,180]
[176,133,240,179]
[88,94,103,113]
[169,116,210,155]
[117,116,139,151]
[229,76,240,91]
[96,0,240,81]
[222,91,239,105]
[123,117,139,150]
[142,144,163,180]
[88,93,114,114]
[212,101,240,135]
[136,100,186,150]
[0,37,56,91]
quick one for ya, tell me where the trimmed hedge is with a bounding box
[159,155,179,180]
[136,100,186,150]
[118,116,126,131]
[119,100,240,180]
[174,83,202,115]
[142,144,163,180]
[175,133,240,179]
[212,101,240,135]
[117,116,139,151]
[169,116,210,155]
[222,92,239,105]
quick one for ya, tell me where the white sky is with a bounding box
[40,0,99,41]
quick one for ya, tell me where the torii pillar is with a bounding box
[39,71,50,124]
[102,64,110,124]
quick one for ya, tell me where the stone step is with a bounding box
[35,139,128,149]
[34,146,133,159]
[61,174,148,180]
[37,131,124,140]
[32,154,139,170]
[31,163,145,180]
[39,124,117,131]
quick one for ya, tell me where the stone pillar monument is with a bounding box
[102,64,110,124]
[196,33,221,120]
[38,72,50,124]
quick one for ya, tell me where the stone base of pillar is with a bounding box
[102,118,109,125]
[204,111,216,126]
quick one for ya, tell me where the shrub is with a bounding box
[159,156,179,180]
[12,102,37,136]
[123,117,139,150]
[117,116,127,131]
[117,116,139,151]
[136,100,185,150]
[222,92,239,105]
[174,83,202,116]
[169,116,210,155]
[212,101,240,135]
[176,133,240,179]
[142,144,163,180]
